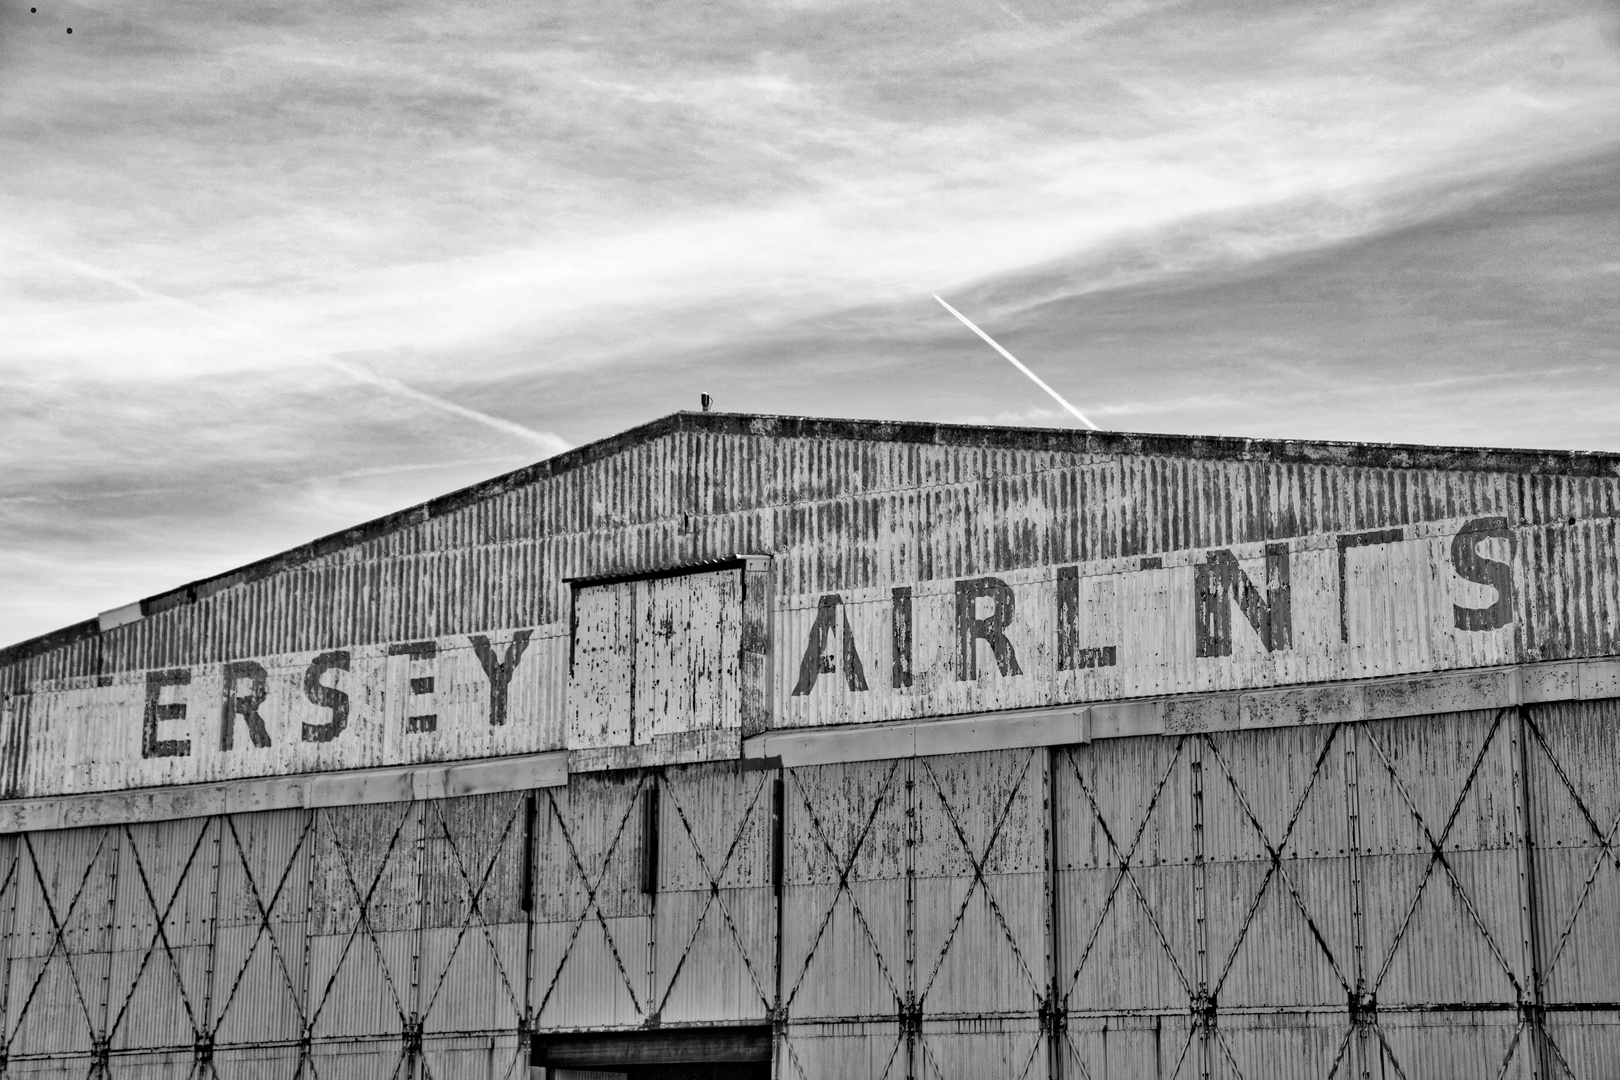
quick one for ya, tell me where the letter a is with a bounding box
[791,595,870,695]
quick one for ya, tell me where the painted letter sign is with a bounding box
[0,514,1575,798]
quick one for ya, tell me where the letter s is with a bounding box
[302,651,350,743]
[1452,517,1514,631]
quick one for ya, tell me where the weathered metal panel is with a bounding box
[1060,1014,1198,1080]
[1521,699,1620,1031]
[7,824,115,1056]
[419,793,528,1036]
[634,569,742,743]
[777,1021,905,1080]
[531,771,654,1030]
[4,1057,95,1078]
[568,569,744,757]
[531,915,649,1031]
[910,750,1047,1019]
[422,793,527,931]
[1369,1011,1532,1080]
[916,1017,1047,1079]
[421,1033,526,1080]
[207,1046,307,1079]
[780,759,910,1021]
[1209,1015,1358,1080]
[106,817,218,1052]
[1056,738,1194,1015]
[211,808,310,1048]
[1200,725,1354,1010]
[1542,1012,1620,1078]
[653,761,775,1024]
[305,929,415,1040]
[97,1050,196,1079]
[305,1040,405,1080]
[419,923,525,1035]
[306,802,421,1039]
[1354,712,1527,1008]
[567,582,636,751]
[0,834,19,1046]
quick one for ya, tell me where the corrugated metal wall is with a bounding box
[5,704,1615,1078]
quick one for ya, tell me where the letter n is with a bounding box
[1196,544,1292,658]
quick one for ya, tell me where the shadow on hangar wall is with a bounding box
[1,412,1620,1079]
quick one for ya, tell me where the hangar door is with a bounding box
[567,565,747,751]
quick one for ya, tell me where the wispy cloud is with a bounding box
[1,0,1618,642]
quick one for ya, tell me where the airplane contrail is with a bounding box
[7,243,569,454]
[933,294,1101,431]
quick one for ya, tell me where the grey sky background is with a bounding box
[2,0,1618,646]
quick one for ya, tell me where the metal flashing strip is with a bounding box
[743,705,1092,768]
[564,553,771,589]
[96,600,143,633]
[744,657,1620,768]
[0,749,568,835]
[566,727,743,775]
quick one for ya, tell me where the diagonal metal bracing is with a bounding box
[1164,1020,1194,1080]
[1363,710,1523,1000]
[102,819,215,1047]
[1009,1023,1045,1080]
[11,829,111,1051]
[1060,738,1193,1004]
[1058,1028,1097,1080]
[877,1026,905,1080]
[0,843,21,1035]
[1209,1021,1250,1080]
[775,1023,906,1080]
[416,797,525,1026]
[782,760,906,1012]
[1324,1024,1355,1079]
[1372,1022,1411,1080]
[306,803,416,1035]
[211,813,318,1042]
[654,771,774,1016]
[1489,1019,1531,1080]
[779,1029,812,1080]
[918,1027,946,1079]
[532,776,650,1021]
[1523,713,1620,990]
[1542,1021,1578,1080]
[913,751,1042,1008]
[495,1041,523,1080]
[1201,727,1353,1000]
[1060,1017,1195,1080]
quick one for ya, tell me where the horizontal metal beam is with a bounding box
[744,657,1620,768]
[0,749,567,834]
[538,1026,773,1067]
[744,705,1092,768]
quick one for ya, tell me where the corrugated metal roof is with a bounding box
[5,410,1618,666]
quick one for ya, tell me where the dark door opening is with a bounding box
[535,1026,772,1080]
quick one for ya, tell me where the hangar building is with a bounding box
[1,412,1618,1079]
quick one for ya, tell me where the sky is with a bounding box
[2,0,1619,647]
